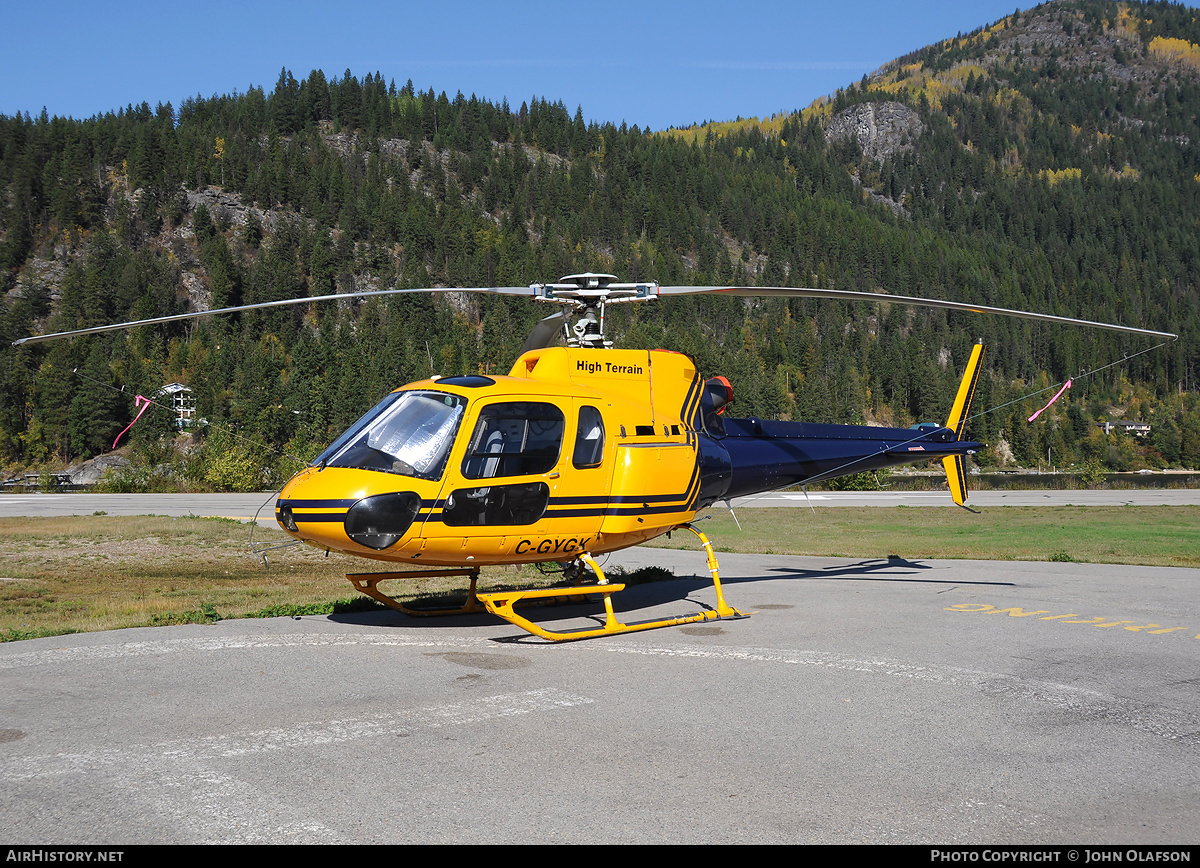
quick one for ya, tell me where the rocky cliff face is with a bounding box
[823,101,924,163]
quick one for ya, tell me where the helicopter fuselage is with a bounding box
[274,346,980,566]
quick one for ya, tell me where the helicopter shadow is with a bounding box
[324,555,1014,638]
[482,555,1020,643]
[322,577,737,637]
[717,555,1017,589]
[486,556,1019,643]
[326,605,496,631]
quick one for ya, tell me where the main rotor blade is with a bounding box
[656,285,1177,340]
[11,285,536,347]
[13,279,1178,346]
[519,310,568,355]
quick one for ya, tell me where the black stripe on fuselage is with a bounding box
[280,493,697,526]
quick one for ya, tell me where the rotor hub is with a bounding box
[530,273,660,349]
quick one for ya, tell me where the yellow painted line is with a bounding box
[945,603,1198,640]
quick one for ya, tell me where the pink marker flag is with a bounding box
[1028,379,1071,422]
[113,395,152,448]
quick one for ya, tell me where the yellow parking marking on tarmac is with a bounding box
[945,603,1197,639]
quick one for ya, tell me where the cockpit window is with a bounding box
[462,402,565,479]
[315,390,466,480]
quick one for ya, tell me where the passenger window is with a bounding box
[442,482,549,526]
[462,402,565,479]
[572,406,605,469]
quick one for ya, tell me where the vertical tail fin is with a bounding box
[941,341,985,507]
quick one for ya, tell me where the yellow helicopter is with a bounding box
[14,273,1176,641]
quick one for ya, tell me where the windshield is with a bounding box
[315,390,467,480]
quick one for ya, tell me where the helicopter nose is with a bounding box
[343,492,422,550]
[276,468,423,552]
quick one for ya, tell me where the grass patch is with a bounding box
[2,507,1197,641]
[609,565,677,585]
[663,505,1200,567]
[0,515,560,641]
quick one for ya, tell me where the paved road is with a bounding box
[2,488,1199,524]
[2,545,1199,844]
[0,492,282,522]
[734,488,1200,507]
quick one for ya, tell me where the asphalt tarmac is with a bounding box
[2,530,1199,843]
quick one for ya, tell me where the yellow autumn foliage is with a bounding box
[1148,36,1200,68]
[1115,4,1141,40]
[1039,167,1082,185]
[658,114,790,145]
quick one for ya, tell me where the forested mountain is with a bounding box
[1,0,1199,487]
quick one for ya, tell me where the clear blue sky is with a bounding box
[2,1,1025,130]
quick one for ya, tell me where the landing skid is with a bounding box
[344,525,747,641]
[478,525,747,642]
